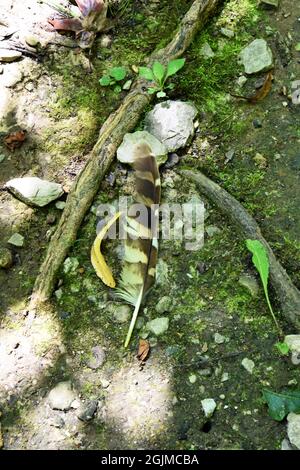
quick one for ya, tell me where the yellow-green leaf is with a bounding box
[91,212,121,288]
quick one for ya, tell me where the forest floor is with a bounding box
[0,0,300,450]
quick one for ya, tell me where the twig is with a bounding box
[30,0,223,306]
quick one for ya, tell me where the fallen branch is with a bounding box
[181,169,300,331]
[31,0,223,304]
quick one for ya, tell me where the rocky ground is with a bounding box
[0,0,300,450]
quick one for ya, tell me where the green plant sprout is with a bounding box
[139,58,185,98]
[246,239,282,335]
[99,66,130,93]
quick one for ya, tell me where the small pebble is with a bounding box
[201,398,217,418]
[189,373,197,384]
[241,357,255,374]
[55,201,66,210]
[214,333,225,344]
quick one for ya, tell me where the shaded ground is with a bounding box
[0,0,299,450]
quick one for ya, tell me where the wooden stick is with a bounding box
[181,169,300,330]
[31,0,222,304]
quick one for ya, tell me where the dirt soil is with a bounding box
[0,0,300,450]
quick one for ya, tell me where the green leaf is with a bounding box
[295,43,300,51]
[147,87,157,94]
[156,90,167,98]
[152,61,165,85]
[275,342,290,356]
[99,75,113,86]
[114,85,122,93]
[246,239,280,332]
[166,83,175,90]
[165,58,186,79]
[139,67,154,81]
[263,389,300,421]
[109,66,126,81]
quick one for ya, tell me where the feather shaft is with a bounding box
[116,143,161,347]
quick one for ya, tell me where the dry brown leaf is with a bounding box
[230,71,273,104]
[248,71,273,104]
[4,130,27,151]
[137,339,150,362]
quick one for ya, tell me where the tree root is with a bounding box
[31,0,223,305]
[181,169,300,331]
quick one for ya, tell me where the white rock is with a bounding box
[117,130,167,167]
[0,49,22,62]
[285,335,300,365]
[5,177,64,207]
[239,39,273,74]
[241,357,255,374]
[3,69,23,88]
[144,100,197,152]
[287,413,300,449]
[201,398,217,418]
[48,381,76,411]
[237,75,248,87]
[8,233,24,247]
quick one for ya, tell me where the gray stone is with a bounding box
[214,333,225,344]
[5,177,64,207]
[284,335,300,365]
[239,274,259,297]
[146,317,169,336]
[0,247,13,268]
[239,39,273,74]
[48,381,76,411]
[63,257,79,274]
[144,100,197,152]
[200,42,215,58]
[201,398,217,418]
[241,357,255,374]
[220,28,235,38]
[281,438,293,450]
[117,130,167,167]
[77,400,98,422]
[287,413,300,449]
[155,296,172,314]
[8,233,24,247]
[260,0,279,8]
[112,304,131,323]
[0,49,22,62]
[86,346,106,370]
